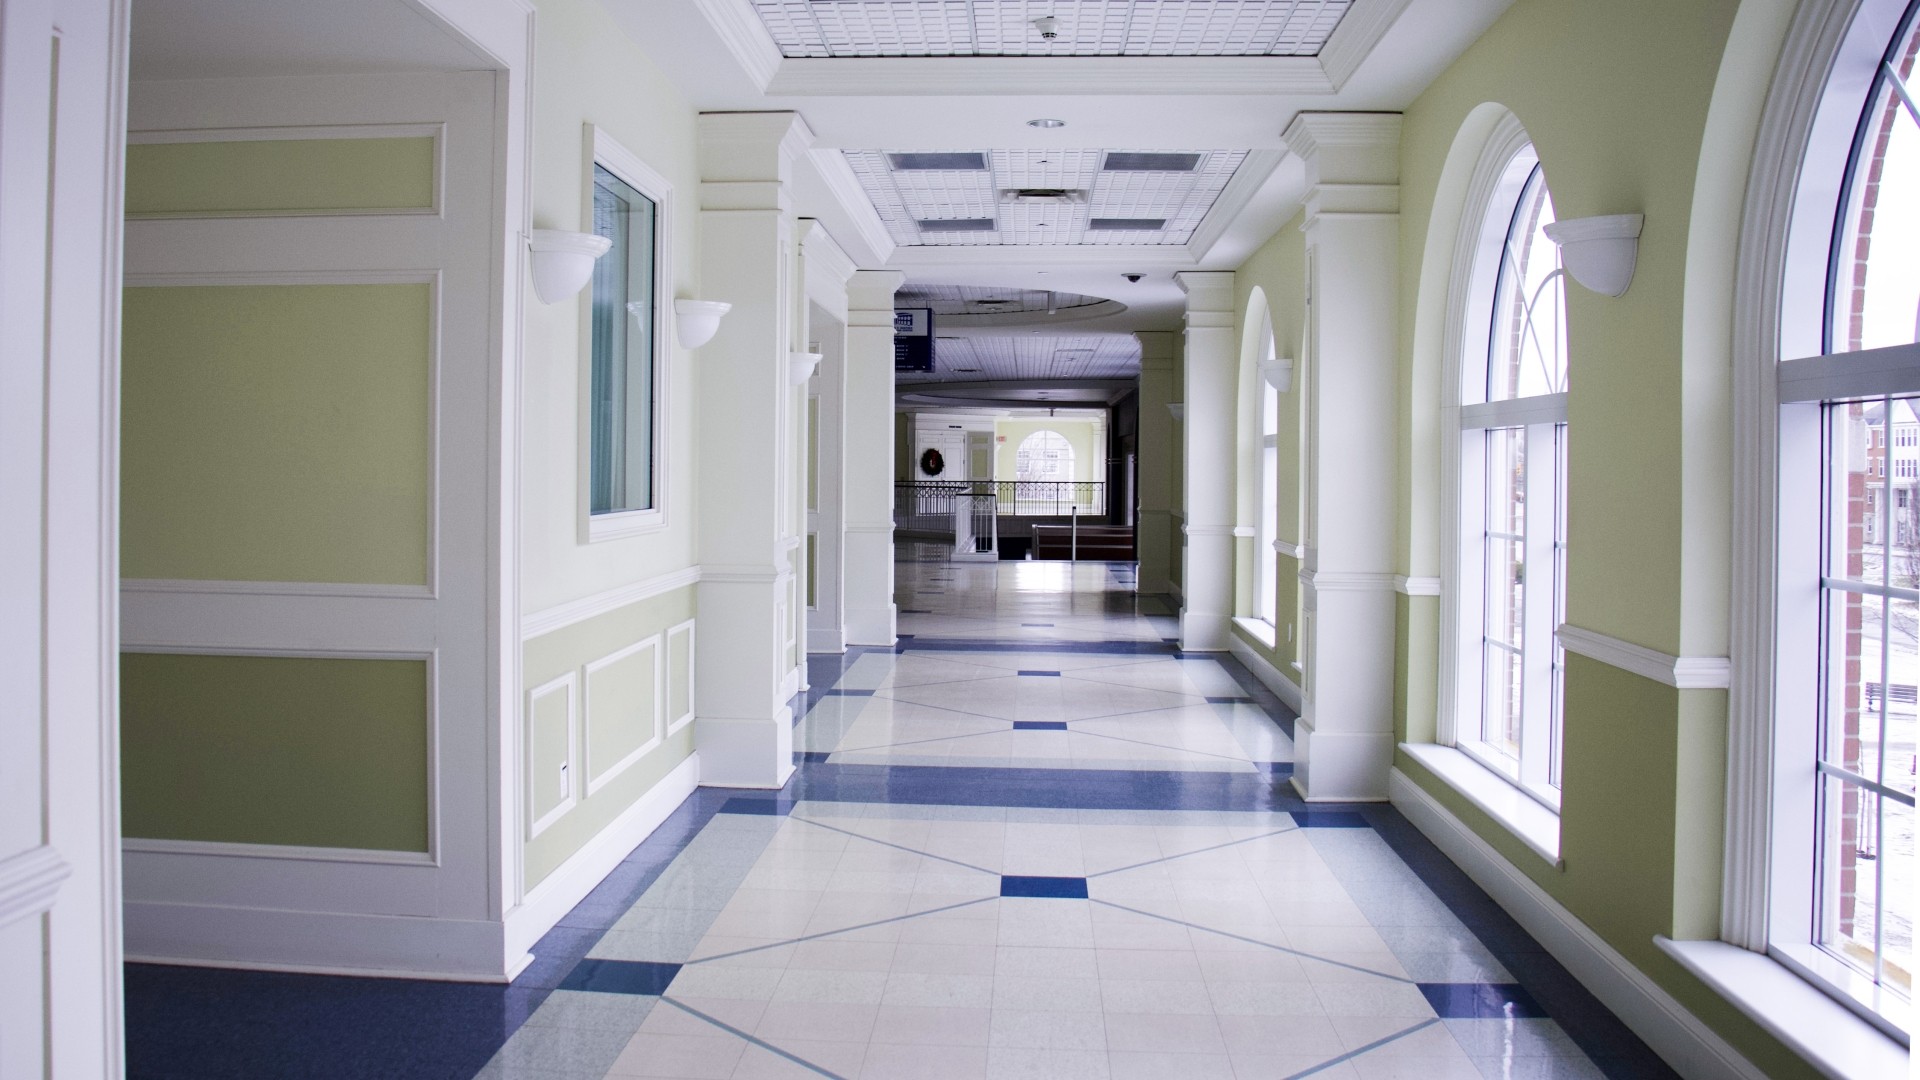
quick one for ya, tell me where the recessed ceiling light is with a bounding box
[1026,118,1065,129]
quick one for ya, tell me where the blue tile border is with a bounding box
[1011,720,1069,730]
[560,959,683,996]
[1000,875,1090,899]
[1205,695,1254,704]
[1417,982,1549,1019]
[719,797,793,816]
[899,638,1179,655]
[1016,669,1061,677]
[1291,810,1371,828]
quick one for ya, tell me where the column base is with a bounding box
[1180,609,1231,652]
[845,604,896,648]
[1290,717,1392,801]
[696,708,796,789]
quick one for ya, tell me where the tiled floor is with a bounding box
[126,551,1676,1080]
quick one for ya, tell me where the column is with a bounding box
[1135,331,1177,596]
[1176,271,1237,651]
[694,111,812,788]
[1284,112,1402,801]
[800,222,855,654]
[844,269,906,645]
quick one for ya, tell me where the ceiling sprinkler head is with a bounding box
[1033,15,1059,39]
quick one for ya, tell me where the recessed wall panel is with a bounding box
[127,136,436,217]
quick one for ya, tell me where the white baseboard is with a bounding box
[1388,769,1769,1080]
[1228,629,1303,713]
[505,752,701,961]
[124,903,518,982]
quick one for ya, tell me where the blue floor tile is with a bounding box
[718,797,792,816]
[1292,810,1371,828]
[1205,696,1253,704]
[1017,669,1061,676]
[1418,982,1550,1018]
[558,959,683,996]
[1000,875,1090,899]
[1011,720,1069,730]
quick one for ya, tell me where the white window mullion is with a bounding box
[1519,421,1559,798]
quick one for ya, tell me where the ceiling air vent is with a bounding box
[1102,152,1203,172]
[1088,218,1168,231]
[1000,188,1086,203]
[888,152,988,171]
[917,218,998,232]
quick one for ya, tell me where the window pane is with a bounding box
[1482,640,1521,765]
[1487,166,1568,403]
[589,164,656,516]
[1551,423,1569,789]
[1831,26,1920,354]
[1482,426,1525,759]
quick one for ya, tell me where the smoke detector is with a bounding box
[1032,15,1059,39]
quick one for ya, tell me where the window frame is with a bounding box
[1436,112,1570,816]
[1729,0,1917,1045]
[579,125,673,544]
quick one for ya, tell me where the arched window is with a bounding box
[1448,130,1569,808]
[1746,0,1918,1035]
[1015,430,1074,483]
[1255,321,1280,627]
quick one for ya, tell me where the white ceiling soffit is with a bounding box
[753,0,1354,58]
[849,148,1250,247]
[130,0,495,81]
[695,0,1413,95]
[904,333,1144,383]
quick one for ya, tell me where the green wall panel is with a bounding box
[121,283,432,585]
[127,137,436,217]
[585,639,659,787]
[121,653,429,852]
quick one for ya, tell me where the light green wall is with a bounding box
[993,417,1103,483]
[126,136,436,217]
[522,586,697,887]
[1387,1,1813,1074]
[121,653,429,851]
[121,283,431,584]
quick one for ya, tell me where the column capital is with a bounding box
[847,269,905,313]
[800,220,857,289]
[1281,111,1401,188]
[698,111,814,184]
[1135,330,1175,371]
[1174,270,1235,313]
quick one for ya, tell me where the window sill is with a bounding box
[1399,743,1561,868]
[587,507,665,543]
[1654,938,1909,1076]
[1231,616,1276,649]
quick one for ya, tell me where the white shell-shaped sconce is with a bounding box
[1542,214,1643,298]
[527,229,612,304]
[1167,403,1186,421]
[789,351,823,386]
[1259,358,1294,394]
[674,299,732,349]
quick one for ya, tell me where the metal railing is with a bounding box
[894,481,1106,535]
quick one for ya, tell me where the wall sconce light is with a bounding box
[1259,358,1294,394]
[1167,403,1185,421]
[1542,214,1643,297]
[789,350,823,386]
[674,299,732,349]
[527,229,611,304]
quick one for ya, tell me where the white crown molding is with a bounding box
[799,218,858,287]
[803,153,897,267]
[886,245,1198,271]
[1318,0,1417,90]
[122,578,435,600]
[1390,770,1768,1080]
[1281,111,1405,158]
[692,0,783,91]
[1186,149,1287,262]
[520,565,701,640]
[764,55,1335,97]
[1557,624,1732,690]
[1394,575,1441,597]
[1272,537,1305,559]
[1232,525,1256,538]
[0,845,72,929]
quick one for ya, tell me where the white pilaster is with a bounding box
[1135,331,1178,596]
[1284,111,1402,801]
[844,269,905,646]
[694,112,812,788]
[801,222,856,654]
[1176,272,1237,651]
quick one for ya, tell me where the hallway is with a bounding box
[131,555,1670,1079]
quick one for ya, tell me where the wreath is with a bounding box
[919,448,946,476]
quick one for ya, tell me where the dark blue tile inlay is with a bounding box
[1021,622,1055,627]
[795,751,832,763]
[560,959,683,996]
[901,609,933,614]
[1205,696,1254,704]
[1262,762,1295,776]
[719,797,792,816]
[1417,982,1549,1019]
[1292,810,1370,828]
[1017,669,1061,677]
[1012,721,1069,731]
[899,638,1178,656]
[1000,875,1089,899]
[824,688,876,696]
